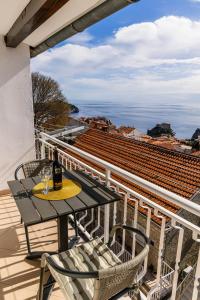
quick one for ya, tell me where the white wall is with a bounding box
[0,36,35,190]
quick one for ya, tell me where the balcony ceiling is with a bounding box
[0,0,139,57]
[24,0,106,47]
[0,0,106,49]
[0,0,139,56]
[0,0,31,36]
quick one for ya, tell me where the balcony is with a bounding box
[1,130,200,300]
[39,131,200,300]
[2,0,199,298]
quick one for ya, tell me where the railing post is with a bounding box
[130,197,138,258]
[40,132,46,159]
[104,169,111,243]
[35,129,40,159]
[120,192,129,254]
[139,201,151,275]
[154,210,166,285]
[105,169,111,187]
[171,221,184,300]
[192,241,200,300]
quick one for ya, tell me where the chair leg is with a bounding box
[37,266,55,300]
[68,214,80,249]
[128,286,141,300]
[42,274,55,300]
[73,213,79,237]
[109,287,140,300]
[37,266,46,300]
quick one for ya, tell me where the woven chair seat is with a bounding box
[48,237,122,300]
[38,225,149,300]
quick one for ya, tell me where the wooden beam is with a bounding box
[30,0,139,57]
[5,0,69,48]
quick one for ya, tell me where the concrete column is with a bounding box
[0,36,35,190]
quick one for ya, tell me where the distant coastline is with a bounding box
[73,100,200,139]
[69,103,79,114]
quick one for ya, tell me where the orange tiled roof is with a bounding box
[193,151,200,157]
[148,140,179,150]
[70,129,200,221]
[66,149,176,223]
[118,126,134,134]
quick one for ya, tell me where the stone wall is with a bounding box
[164,195,200,271]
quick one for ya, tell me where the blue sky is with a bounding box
[32,0,200,106]
[88,0,200,41]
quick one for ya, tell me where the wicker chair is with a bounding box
[38,224,150,300]
[15,158,55,180]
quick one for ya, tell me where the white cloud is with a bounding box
[31,16,200,104]
[67,31,93,45]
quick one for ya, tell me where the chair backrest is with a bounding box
[15,159,68,180]
[94,243,149,300]
[42,225,149,300]
[15,159,52,180]
[23,159,52,178]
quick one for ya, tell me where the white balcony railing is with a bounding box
[37,131,200,300]
[176,263,197,300]
[147,263,174,300]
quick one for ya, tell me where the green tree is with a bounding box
[192,140,200,151]
[147,124,175,138]
[32,72,69,130]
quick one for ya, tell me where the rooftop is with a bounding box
[74,129,200,199]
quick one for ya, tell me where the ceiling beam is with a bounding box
[30,0,139,57]
[5,0,69,48]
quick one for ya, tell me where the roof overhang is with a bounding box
[0,0,139,57]
[5,0,70,48]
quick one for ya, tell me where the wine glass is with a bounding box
[41,166,52,194]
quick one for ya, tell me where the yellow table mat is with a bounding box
[32,179,82,200]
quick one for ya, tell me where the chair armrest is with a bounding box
[108,224,150,247]
[14,164,23,180]
[43,253,99,279]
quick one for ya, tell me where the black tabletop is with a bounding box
[8,169,121,227]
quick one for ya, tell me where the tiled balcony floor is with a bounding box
[0,194,67,300]
[0,194,132,300]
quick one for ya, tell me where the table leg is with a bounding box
[25,225,57,260]
[58,215,69,252]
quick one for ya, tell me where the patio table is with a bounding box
[8,169,121,259]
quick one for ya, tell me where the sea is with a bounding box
[73,100,200,139]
